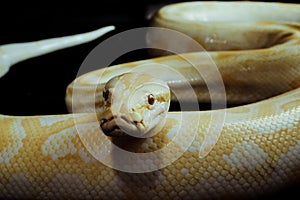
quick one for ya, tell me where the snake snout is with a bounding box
[99,72,170,138]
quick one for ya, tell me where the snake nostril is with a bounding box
[103,90,110,101]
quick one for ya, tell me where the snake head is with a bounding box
[99,73,170,137]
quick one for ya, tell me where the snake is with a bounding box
[1,1,300,199]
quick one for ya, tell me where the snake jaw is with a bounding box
[129,98,169,136]
[99,73,170,137]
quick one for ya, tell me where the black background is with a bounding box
[0,1,299,199]
[1,0,296,116]
[0,2,149,115]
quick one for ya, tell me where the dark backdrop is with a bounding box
[0,1,299,199]
[0,2,148,115]
[0,1,297,115]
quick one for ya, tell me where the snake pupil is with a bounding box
[148,94,155,105]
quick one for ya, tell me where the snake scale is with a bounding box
[1,1,300,199]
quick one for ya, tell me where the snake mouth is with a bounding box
[98,73,170,137]
[100,118,131,137]
[100,107,166,137]
[100,115,145,137]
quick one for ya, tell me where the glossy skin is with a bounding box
[99,73,170,137]
[1,2,300,199]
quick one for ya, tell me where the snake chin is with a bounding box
[98,72,170,137]
[100,103,168,138]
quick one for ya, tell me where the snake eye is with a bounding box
[103,90,109,101]
[147,94,155,105]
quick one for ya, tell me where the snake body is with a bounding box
[1,1,300,199]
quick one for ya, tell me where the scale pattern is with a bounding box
[1,1,300,199]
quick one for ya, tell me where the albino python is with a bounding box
[1,1,300,199]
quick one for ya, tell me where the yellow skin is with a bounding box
[1,2,300,199]
[99,73,170,137]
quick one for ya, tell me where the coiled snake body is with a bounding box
[1,2,300,199]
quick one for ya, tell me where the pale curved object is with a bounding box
[99,73,171,137]
[1,2,300,200]
[0,25,115,78]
